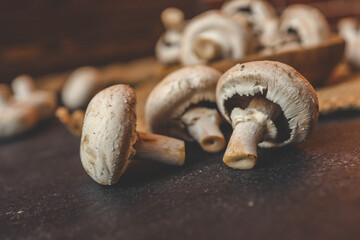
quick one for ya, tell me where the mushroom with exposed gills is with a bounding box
[180,10,253,65]
[61,66,103,110]
[155,7,185,65]
[81,84,185,185]
[12,75,57,120]
[145,65,225,153]
[221,0,277,38]
[216,61,319,169]
[278,4,330,48]
[0,84,38,139]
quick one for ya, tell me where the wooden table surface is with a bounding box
[1,112,360,240]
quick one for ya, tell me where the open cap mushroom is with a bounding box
[81,84,185,185]
[278,4,330,48]
[12,75,57,120]
[0,84,38,139]
[338,18,360,70]
[216,61,318,169]
[145,65,225,153]
[155,8,185,65]
[62,66,103,110]
[221,0,277,39]
[180,10,253,65]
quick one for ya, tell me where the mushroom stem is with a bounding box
[134,132,185,166]
[181,107,225,153]
[56,107,85,137]
[224,97,281,169]
[193,38,221,61]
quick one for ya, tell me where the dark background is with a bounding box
[0,0,359,83]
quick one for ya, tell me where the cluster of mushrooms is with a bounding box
[155,0,331,66]
[80,61,319,185]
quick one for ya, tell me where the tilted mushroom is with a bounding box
[216,61,318,169]
[81,84,185,185]
[145,65,225,153]
[155,8,185,65]
[12,75,57,120]
[61,66,103,110]
[0,84,38,139]
[278,4,330,48]
[180,10,253,65]
[221,0,277,39]
[338,18,360,70]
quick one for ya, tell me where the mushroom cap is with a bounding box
[216,61,319,147]
[279,4,330,47]
[0,103,38,139]
[338,18,359,41]
[180,10,252,65]
[221,0,277,34]
[62,66,103,110]
[80,84,137,185]
[145,65,222,141]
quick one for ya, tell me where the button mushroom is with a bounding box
[81,84,185,185]
[278,4,330,48]
[338,18,360,70]
[180,10,253,65]
[221,0,277,39]
[145,65,225,153]
[216,61,319,169]
[155,7,185,65]
[12,75,57,120]
[0,84,38,139]
[61,66,103,110]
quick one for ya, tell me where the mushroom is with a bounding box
[278,4,330,48]
[338,18,360,70]
[180,10,253,65]
[145,65,225,153]
[12,75,57,120]
[155,8,185,65]
[221,0,277,39]
[216,61,318,169]
[61,66,103,110]
[81,84,185,185]
[0,84,38,139]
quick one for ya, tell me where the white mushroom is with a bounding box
[81,84,185,185]
[62,66,103,110]
[180,10,253,65]
[145,65,225,153]
[12,75,57,120]
[221,0,278,40]
[216,61,319,169]
[278,4,330,48]
[0,84,38,139]
[338,18,360,70]
[155,8,185,65]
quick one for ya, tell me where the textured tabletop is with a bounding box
[1,114,360,240]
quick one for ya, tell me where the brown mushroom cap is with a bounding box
[216,61,319,147]
[80,84,137,185]
[145,65,222,141]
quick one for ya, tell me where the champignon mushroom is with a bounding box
[221,0,277,38]
[61,66,103,110]
[338,18,360,70]
[12,75,57,120]
[145,65,225,153]
[278,4,330,48]
[155,8,185,65]
[0,84,38,139]
[180,10,253,65]
[216,61,318,169]
[81,84,185,185]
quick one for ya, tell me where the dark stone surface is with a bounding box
[1,114,360,240]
